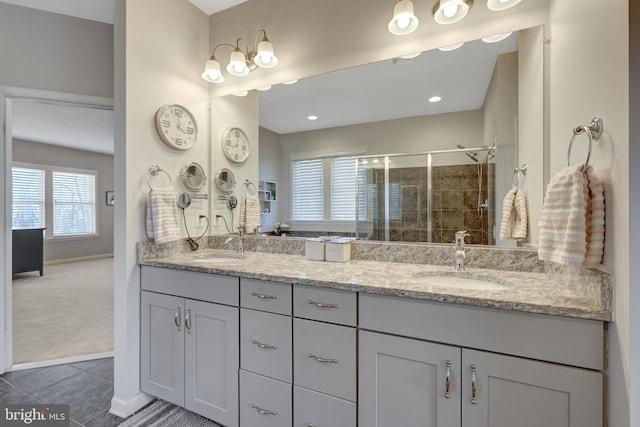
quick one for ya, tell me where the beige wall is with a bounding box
[12,139,114,261]
[258,126,282,232]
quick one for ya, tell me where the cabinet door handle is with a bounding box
[445,360,452,398]
[471,364,478,404]
[252,339,278,350]
[308,300,339,309]
[307,353,339,364]
[250,404,277,415]
[252,291,277,300]
[174,307,181,331]
[185,309,192,334]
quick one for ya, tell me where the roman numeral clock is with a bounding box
[222,127,250,163]
[155,104,198,150]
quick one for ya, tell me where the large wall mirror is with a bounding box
[251,25,543,247]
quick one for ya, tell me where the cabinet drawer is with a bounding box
[241,308,292,383]
[240,370,292,427]
[241,278,292,315]
[141,266,239,306]
[360,293,604,371]
[293,318,356,401]
[293,285,356,326]
[294,386,356,427]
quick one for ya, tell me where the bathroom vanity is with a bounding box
[138,245,610,427]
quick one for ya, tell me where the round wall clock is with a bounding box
[222,127,250,163]
[155,104,198,150]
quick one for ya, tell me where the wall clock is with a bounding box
[155,104,198,150]
[222,127,250,163]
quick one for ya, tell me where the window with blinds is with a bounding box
[292,159,324,220]
[52,171,96,237]
[12,167,45,229]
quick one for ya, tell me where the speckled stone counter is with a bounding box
[138,241,612,321]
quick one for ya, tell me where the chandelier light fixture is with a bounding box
[388,0,524,35]
[202,29,278,84]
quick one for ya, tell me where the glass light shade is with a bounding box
[482,32,512,43]
[254,39,279,68]
[438,42,464,51]
[226,50,250,77]
[388,0,419,35]
[201,58,224,83]
[433,0,472,25]
[487,0,522,11]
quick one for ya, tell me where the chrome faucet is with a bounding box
[225,227,245,254]
[454,230,469,271]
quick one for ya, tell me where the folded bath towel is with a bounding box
[500,187,528,240]
[146,187,180,244]
[240,194,261,234]
[538,164,605,267]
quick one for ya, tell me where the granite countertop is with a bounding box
[139,248,611,322]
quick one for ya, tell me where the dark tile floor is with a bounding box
[0,357,123,427]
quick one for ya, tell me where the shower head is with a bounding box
[457,145,480,162]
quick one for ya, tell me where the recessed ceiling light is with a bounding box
[307,115,318,120]
[283,79,298,85]
[482,32,513,43]
[438,42,464,51]
[257,85,272,91]
[232,90,248,96]
[429,96,442,103]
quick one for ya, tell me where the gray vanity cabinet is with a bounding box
[359,293,605,427]
[140,267,240,427]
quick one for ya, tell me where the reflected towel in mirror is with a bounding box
[500,188,528,240]
[240,194,261,234]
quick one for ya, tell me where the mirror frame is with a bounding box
[179,161,207,192]
[214,168,237,195]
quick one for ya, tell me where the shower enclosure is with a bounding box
[355,146,496,245]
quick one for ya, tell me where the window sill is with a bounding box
[45,234,101,242]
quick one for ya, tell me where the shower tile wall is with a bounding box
[370,164,492,245]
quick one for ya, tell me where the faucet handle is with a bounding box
[454,230,469,246]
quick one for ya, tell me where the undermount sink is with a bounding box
[412,273,509,291]
[193,256,243,264]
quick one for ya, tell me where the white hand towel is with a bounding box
[240,194,261,234]
[499,187,518,240]
[538,164,605,267]
[512,189,528,240]
[146,188,180,244]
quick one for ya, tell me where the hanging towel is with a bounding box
[538,164,605,267]
[513,189,528,239]
[240,194,261,234]
[499,187,518,240]
[145,187,180,244]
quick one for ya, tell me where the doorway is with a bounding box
[2,88,114,371]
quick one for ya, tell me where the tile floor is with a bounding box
[0,357,123,427]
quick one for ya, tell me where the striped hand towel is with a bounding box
[145,187,180,244]
[500,188,528,240]
[240,194,261,234]
[538,164,605,267]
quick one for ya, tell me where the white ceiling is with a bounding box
[2,0,517,152]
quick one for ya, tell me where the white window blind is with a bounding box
[331,156,361,220]
[12,167,45,229]
[292,159,324,220]
[389,182,401,220]
[52,171,96,237]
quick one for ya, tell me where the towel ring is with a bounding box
[567,117,603,167]
[244,179,257,196]
[513,164,527,188]
[147,164,172,190]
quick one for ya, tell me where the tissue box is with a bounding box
[305,238,326,261]
[325,237,353,262]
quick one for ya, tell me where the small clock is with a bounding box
[222,127,250,163]
[155,104,198,150]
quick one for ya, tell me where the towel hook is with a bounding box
[513,164,527,188]
[567,117,603,167]
[147,164,172,190]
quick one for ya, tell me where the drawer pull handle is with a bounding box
[185,309,192,334]
[251,404,277,416]
[471,364,478,404]
[252,339,278,350]
[252,291,277,300]
[308,300,339,309]
[445,360,451,398]
[174,308,181,331]
[307,353,339,364]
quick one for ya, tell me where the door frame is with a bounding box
[1,86,113,372]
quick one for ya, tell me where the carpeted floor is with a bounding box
[118,400,222,427]
[12,257,114,364]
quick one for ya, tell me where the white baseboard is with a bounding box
[110,392,155,419]
[9,351,114,371]
[44,253,114,266]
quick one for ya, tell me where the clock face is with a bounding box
[222,127,250,163]
[155,104,198,150]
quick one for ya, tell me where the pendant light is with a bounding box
[433,0,473,25]
[388,0,419,35]
[487,0,522,11]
